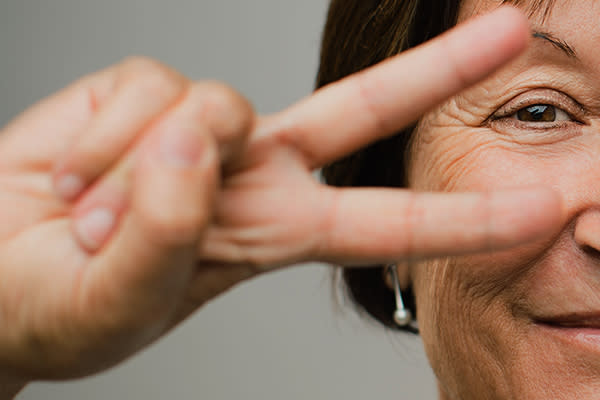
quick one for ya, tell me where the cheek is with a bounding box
[408,108,600,398]
[409,120,599,195]
[413,257,521,399]
[407,120,509,191]
[406,121,600,398]
[413,251,600,400]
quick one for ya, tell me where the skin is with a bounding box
[0,5,566,399]
[404,0,600,399]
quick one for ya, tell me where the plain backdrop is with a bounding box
[0,1,437,399]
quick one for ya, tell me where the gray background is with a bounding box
[0,1,437,399]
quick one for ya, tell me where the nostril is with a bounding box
[574,211,600,255]
[581,244,600,259]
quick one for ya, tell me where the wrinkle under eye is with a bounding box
[484,89,587,145]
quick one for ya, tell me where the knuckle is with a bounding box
[143,214,200,247]
[141,201,210,247]
[354,70,390,134]
[189,81,255,140]
[119,56,185,101]
[314,188,342,260]
[437,36,471,90]
[120,56,170,78]
[400,191,418,256]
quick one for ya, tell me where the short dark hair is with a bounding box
[318,0,555,333]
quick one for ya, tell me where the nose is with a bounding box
[574,210,600,254]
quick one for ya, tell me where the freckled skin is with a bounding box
[404,1,600,399]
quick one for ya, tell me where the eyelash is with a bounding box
[487,90,587,141]
[507,104,573,123]
[496,103,580,127]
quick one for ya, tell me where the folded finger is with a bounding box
[53,58,187,200]
[71,81,253,252]
[76,112,218,336]
[0,66,116,166]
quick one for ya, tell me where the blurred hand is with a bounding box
[0,6,563,384]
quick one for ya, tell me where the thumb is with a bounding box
[78,120,218,340]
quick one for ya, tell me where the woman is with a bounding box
[0,0,584,399]
[325,0,598,399]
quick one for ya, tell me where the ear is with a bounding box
[383,262,412,290]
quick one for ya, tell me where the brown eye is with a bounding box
[514,104,571,122]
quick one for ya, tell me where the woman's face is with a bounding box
[409,1,600,399]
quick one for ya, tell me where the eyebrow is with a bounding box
[532,30,578,59]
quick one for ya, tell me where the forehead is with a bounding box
[502,0,556,19]
[457,0,600,60]
[454,0,600,91]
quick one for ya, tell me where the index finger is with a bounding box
[266,6,530,169]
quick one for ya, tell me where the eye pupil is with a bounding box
[517,104,556,122]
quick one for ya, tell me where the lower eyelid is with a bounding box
[487,117,584,146]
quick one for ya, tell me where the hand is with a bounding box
[0,6,562,386]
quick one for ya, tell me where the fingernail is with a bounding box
[158,129,203,168]
[74,207,116,251]
[56,174,85,201]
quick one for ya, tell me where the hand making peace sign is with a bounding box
[0,6,563,386]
